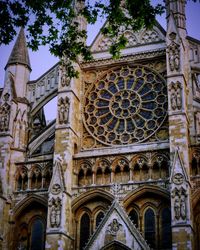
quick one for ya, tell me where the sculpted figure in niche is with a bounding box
[58,97,70,124]
[49,197,62,227]
[170,82,182,111]
[180,196,186,219]
[176,85,182,110]
[171,92,177,110]
[168,42,180,71]
[174,198,181,220]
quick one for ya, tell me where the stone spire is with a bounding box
[5,28,31,71]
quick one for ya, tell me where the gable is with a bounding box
[85,201,150,250]
[90,21,166,54]
[170,149,189,184]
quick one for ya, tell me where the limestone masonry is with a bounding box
[0,1,200,249]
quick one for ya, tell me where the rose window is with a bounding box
[84,65,167,145]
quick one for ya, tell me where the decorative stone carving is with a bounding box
[193,73,200,89]
[167,32,180,72]
[93,26,163,52]
[49,197,62,228]
[105,219,126,244]
[84,65,167,145]
[172,187,187,221]
[111,183,121,199]
[174,198,181,220]
[58,97,70,124]
[60,62,70,87]
[172,173,184,185]
[0,102,10,132]
[168,42,180,71]
[169,81,182,111]
[51,183,61,195]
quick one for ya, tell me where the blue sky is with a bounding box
[0,1,200,87]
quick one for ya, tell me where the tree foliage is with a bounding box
[0,0,184,77]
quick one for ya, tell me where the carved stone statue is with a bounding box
[176,86,182,110]
[180,196,186,219]
[168,42,180,71]
[171,93,177,110]
[58,97,70,124]
[169,81,182,111]
[174,198,181,220]
[49,197,62,228]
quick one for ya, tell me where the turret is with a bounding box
[4,28,31,98]
[165,0,187,38]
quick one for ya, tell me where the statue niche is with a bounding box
[0,102,10,132]
[58,97,70,124]
[49,197,62,228]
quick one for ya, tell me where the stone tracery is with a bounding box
[84,65,167,145]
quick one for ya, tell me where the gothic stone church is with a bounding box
[0,1,200,249]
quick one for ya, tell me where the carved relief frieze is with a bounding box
[58,97,70,124]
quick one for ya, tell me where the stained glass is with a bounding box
[84,65,167,145]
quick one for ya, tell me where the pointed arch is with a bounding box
[13,194,48,218]
[123,185,170,208]
[72,189,114,212]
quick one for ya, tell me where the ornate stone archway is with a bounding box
[101,240,131,250]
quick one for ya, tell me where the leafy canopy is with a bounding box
[0,0,167,77]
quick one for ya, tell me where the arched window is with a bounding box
[161,208,172,249]
[115,165,121,183]
[129,209,139,228]
[104,167,111,184]
[96,211,104,228]
[86,169,92,185]
[192,158,198,176]
[96,168,103,185]
[78,169,84,186]
[133,163,140,181]
[80,213,90,250]
[123,165,130,183]
[44,170,52,189]
[30,219,45,250]
[17,175,22,190]
[144,208,156,249]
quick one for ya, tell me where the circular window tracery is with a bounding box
[84,65,167,145]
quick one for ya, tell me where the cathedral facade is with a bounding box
[0,1,200,249]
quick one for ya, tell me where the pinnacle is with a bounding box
[5,28,31,70]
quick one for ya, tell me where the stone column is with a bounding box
[166,1,194,249]
[45,61,82,250]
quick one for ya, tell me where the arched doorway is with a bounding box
[101,240,131,250]
[11,196,47,250]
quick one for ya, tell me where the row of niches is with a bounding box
[191,156,200,176]
[76,156,169,187]
[83,65,167,146]
[15,164,52,191]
